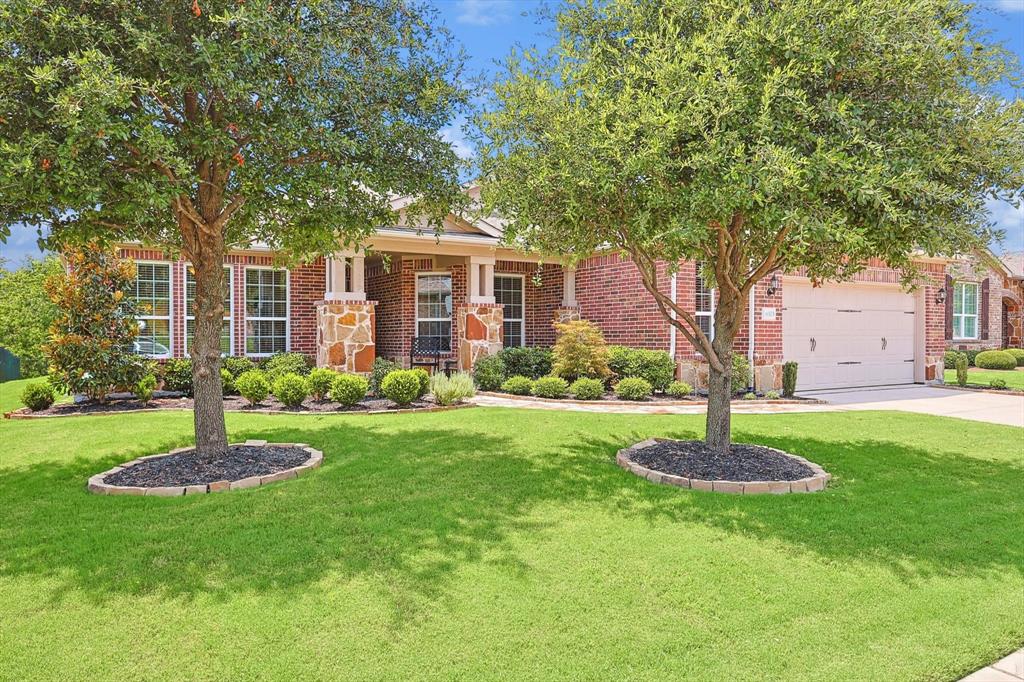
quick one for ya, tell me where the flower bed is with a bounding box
[477,390,820,406]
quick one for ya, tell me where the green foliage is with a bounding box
[43,244,146,402]
[20,381,55,411]
[501,375,535,396]
[135,374,157,405]
[782,362,799,398]
[1004,348,1024,367]
[742,392,758,400]
[955,353,969,387]
[370,358,401,395]
[614,377,652,401]
[411,368,430,399]
[551,320,611,381]
[272,373,309,408]
[533,376,569,399]
[607,345,675,391]
[764,390,781,400]
[944,350,966,371]
[429,372,476,406]
[263,352,312,383]
[0,256,62,377]
[473,354,506,391]
[161,359,194,396]
[731,354,752,395]
[569,377,604,400]
[497,346,552,380]
[975,350,1017,370]
[235,370,270,406]
[330,373,369,407]
[220,369,236,396]
[666,381,693,398]
[307,368,337,401]
[990,378,1008,390]
[223,356,257,379]
[380,370,422,406]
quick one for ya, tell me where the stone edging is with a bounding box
[5,402,475,421]
[86,440,322,496]
[616,438,831,495]
[478,391,823,406]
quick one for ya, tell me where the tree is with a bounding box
[0,255,62,377]
[1,0,467,456]
[477,0,1024,452]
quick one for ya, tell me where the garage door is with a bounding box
[782,280,916,391]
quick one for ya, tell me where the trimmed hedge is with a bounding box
[1005,348,1024,367]
[533,376,569,399]
[975,350,1017,370]
[236,370,270,405]
[161,358,193,395]
[607,345,675,391]
[380,369,421,406]
[263,352,312,382]
[569,377,604,400]
[370,357,401,395]
[307,368,337,401]
[473,354,506,390]
[498,346,552,379]
[614,377,652,401]
[273,373,309,407]
[666,381,693,398]
[411,368,431,398]
[21,381,55,411]
[501,375,535,395]
[330,373,369,407]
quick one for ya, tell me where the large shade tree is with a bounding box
[1,0,467,456]
[477,0,1024,452]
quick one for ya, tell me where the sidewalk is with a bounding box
[960,648,1023,681]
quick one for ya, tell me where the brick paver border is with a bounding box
[616,438,831,494]
[87,440,323,496]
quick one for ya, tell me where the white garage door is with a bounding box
[783,281,916,391]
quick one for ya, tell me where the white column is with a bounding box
[468,256,496,304]
[327,255,347,300]
[483,264,494,299]
[348,254,366,301]
[562,266,577,306]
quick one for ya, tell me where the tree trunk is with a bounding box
[190,250,228,459]
[705,286,742,454]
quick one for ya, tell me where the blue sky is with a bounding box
[2,0,1022,268]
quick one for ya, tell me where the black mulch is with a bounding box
[104,445,310,487]
[628,440,814,482]
[27,394,435,416]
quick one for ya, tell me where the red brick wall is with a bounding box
[366,258,414,360]
[575,253,673,351]
[494,260,563,347]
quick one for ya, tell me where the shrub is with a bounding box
[21,381,55,411]
[501,375,535,395]
[1004,348,1024,367]
[411,368,430,398]
[273,373,309,408]
[223,356,257,378]
[380,369,422,406]
[782,361,798,398]
[614,376,652,400]
[220,368,236,395]
[607,345,675,391]
[975,350,1017,370]
[136,374,157,405]
[666,381,693,398]
[307,368,336,401]
[161,358,194,395]
[263,352,312,382]
[473,354,507,390]
[765,390,781,400]
[570,377,605,400]
[533,375,570,398]
[236,370,270,406]
[944,350,966,371]
[990,378,1008,390]
[742,391,757,400]
[370,357,401,395]
[0,255,61,378]
[955,353,968,387]
[430,372,476,406]
[730,354,751,394]
[497,346,552,379]
[551,320,611,381]
[330,373,369,407]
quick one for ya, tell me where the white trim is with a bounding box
[132,259,173,359]
[243,266,290,357]
[952,281,980,341]
[494,273,525,348]
[695,265,715,342]
[184,264,234,357]
[415,272,454,351]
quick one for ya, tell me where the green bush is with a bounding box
[614,376,652,401]
[1004,348,1024,367]
[161,358,193,395]
[220,368,236,395]
[21,381,55,411]
[411,368,431,398]
[944,350,966,371]
[742,391,757,400]
[948,349,984,367]
[236,370,270,406]
[473,354,507,390]
[731,354,751,394]
[765,390,781,400]
[307,368,336,401]
[223,356,257,378]
[990,378,1008,390]
[429,372,476,406]
[497,346,552,379]
[666,381,693,398]
[501,375,535,395]
[570,377,604,400]
[370,357,401,395]
[551,320,611,381]
[607,345,675,391]
[955,353,968,387]
[533,376,569,399]
[380,369,422,406]
[782,361,798,398]
[136,374,157,405]
[273,372,309,408]
[975,350,1017,370]
[263,352,312,382]
[330,373,369,407]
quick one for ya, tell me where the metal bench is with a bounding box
[409,336,456,376]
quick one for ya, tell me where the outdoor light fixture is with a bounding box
[766,273,781,297]
[936,286,947,305]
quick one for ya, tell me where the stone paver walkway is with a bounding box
[960,648,1024,681]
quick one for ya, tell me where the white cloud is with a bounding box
[986,198,1024,254]
[1,223,49,270]
[441,126,474,160]
[993,0,1024,12]
[455,0,515,26]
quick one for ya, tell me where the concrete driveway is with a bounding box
[801,385,1024,428]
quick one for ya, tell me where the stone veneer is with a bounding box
[616,438,831,494]
[677,359,784,392]
[316,300,376,373]
[553,306,582,326]
[457,303,503,371]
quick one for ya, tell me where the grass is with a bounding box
[0,406,1022,681]
[0,377,71,414]
[943,367,1024,390]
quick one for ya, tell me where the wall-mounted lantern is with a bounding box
[935,286,947,305]
[766,273,781,297]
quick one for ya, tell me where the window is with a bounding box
[953,282,979,340]
[494,275,524,347]
[186,266,233,355]
[245,268,288,355]
[132,262,172,357]
[695,265,715,340]
[416,274,452,351]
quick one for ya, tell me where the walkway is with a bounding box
[960,648,1023,681]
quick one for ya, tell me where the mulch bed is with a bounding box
[19,393,436,416]
[105,445,309,487]
[628,440,814,482]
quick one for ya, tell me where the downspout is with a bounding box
[747,285,756,391]
[669,272,678,366]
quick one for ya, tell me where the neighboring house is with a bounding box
[943,251,1024,353]
[115,191,1020,393]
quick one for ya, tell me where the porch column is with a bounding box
[325,250,366,301]
[468,255,496,304]
[318,248,375,373]
[554,265,582,329]
[456,303,503,371]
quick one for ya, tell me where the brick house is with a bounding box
[944,251,1024,353]
[118,193,1021,393]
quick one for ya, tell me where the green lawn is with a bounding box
[1,406,1022,681]
[944,367,1024,390]
[0,377,70,414]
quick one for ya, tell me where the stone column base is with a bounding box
[316,300,376,373]
[553,306,582,327]
[457,303,503,372]
[924,355,944,383]
[677,360,709,390]
[753,362,783,392]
